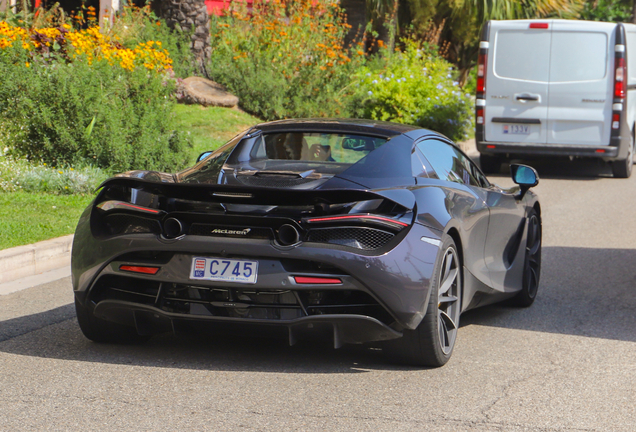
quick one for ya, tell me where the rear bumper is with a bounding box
[72,210,443,336]
[89,299,402,347]
[477,142,619,159]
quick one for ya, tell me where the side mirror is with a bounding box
[510,164,539,199]
[197,151,213,163]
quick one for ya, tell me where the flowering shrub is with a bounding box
[208,0,365,119]
[0,21,173,72]
[0,10,193,173]
[349,41,473,142]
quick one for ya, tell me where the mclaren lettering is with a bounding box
[211,228,252,236]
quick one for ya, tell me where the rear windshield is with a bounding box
[178,131,390,183]
[494,29,607,83]
[494,30,551,82]
[253,132,387,164]
[549,31,607,83]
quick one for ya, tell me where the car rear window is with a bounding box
[549,31,607,83]
[251,132,388,165]
[494,30,551,82]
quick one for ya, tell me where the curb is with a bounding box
[0,235,73,285]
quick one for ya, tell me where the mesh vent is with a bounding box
[103,214,160,235]
[236,175,318,188]
[306,227,394,250]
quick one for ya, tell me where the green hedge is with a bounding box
[0,54,191,172]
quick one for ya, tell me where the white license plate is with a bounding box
[190,257,258,284]
[503,124,530,135]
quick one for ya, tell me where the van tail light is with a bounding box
[614,54,626,99]
[529,23,549,29]
[476,107,484,125]
[477,52,487,95]
[612,113,620,130]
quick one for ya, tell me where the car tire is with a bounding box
[479,154,501,174]
[383,235,462,367]
[75,298,151,344]
[510,210,542,307]
[611,139,634,179]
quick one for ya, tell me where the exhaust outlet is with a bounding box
[163,217,184,239]
[278,224,300,245]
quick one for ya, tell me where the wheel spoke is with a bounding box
[438,294,458,305]
[439,310,458,331]
[438,267,458,296]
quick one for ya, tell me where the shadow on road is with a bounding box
[1,246,635,371]
[461,246,636,342]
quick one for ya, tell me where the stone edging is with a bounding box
[0,235,73,285]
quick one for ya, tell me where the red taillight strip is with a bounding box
[294,276,342,284]
[305,215,409,227]
[119,265,160,275]
[614,56,626,99]
[97,200,161,214]
[529,22,549,29]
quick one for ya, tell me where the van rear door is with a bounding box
[546,21,614,147]
[486,21,551,144]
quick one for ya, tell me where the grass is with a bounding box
[0,192,93,250]
[172,105,260,162]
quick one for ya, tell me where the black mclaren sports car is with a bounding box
[72,119,541,367]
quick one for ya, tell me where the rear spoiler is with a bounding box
[97,178,415,210]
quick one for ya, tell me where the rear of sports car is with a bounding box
[72,123,443,348]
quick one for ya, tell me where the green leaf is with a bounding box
[84,115,96,138]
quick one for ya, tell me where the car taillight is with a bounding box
[477,50,487,96]
[476,107,485,125]
[529,22,549,29]
[305,214,409,231]
[614,55,626,99]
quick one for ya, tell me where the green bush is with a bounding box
[208,0,365,120]
[349,41,473,142]
[0,54,191,172]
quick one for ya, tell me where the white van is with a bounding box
[475,19,636,178]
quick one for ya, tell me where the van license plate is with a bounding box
[503,124,530,135]
[190,257,258,284]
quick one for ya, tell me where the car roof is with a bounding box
[250,118,423,139]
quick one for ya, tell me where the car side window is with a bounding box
[411,147,439,179]
[416,139,480,187]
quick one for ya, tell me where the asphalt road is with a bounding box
[2,157,636,431]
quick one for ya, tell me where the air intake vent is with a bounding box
[306,227,394,250]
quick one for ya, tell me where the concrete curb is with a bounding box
[0,235,73,285]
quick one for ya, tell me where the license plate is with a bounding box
[503,124,530,135]
[190,257,258,284]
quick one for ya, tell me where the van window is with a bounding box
[494,30,551,82]
[549,32,607,83]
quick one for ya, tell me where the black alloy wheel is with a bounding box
[511,210,542,307]
[384,235,462,367]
